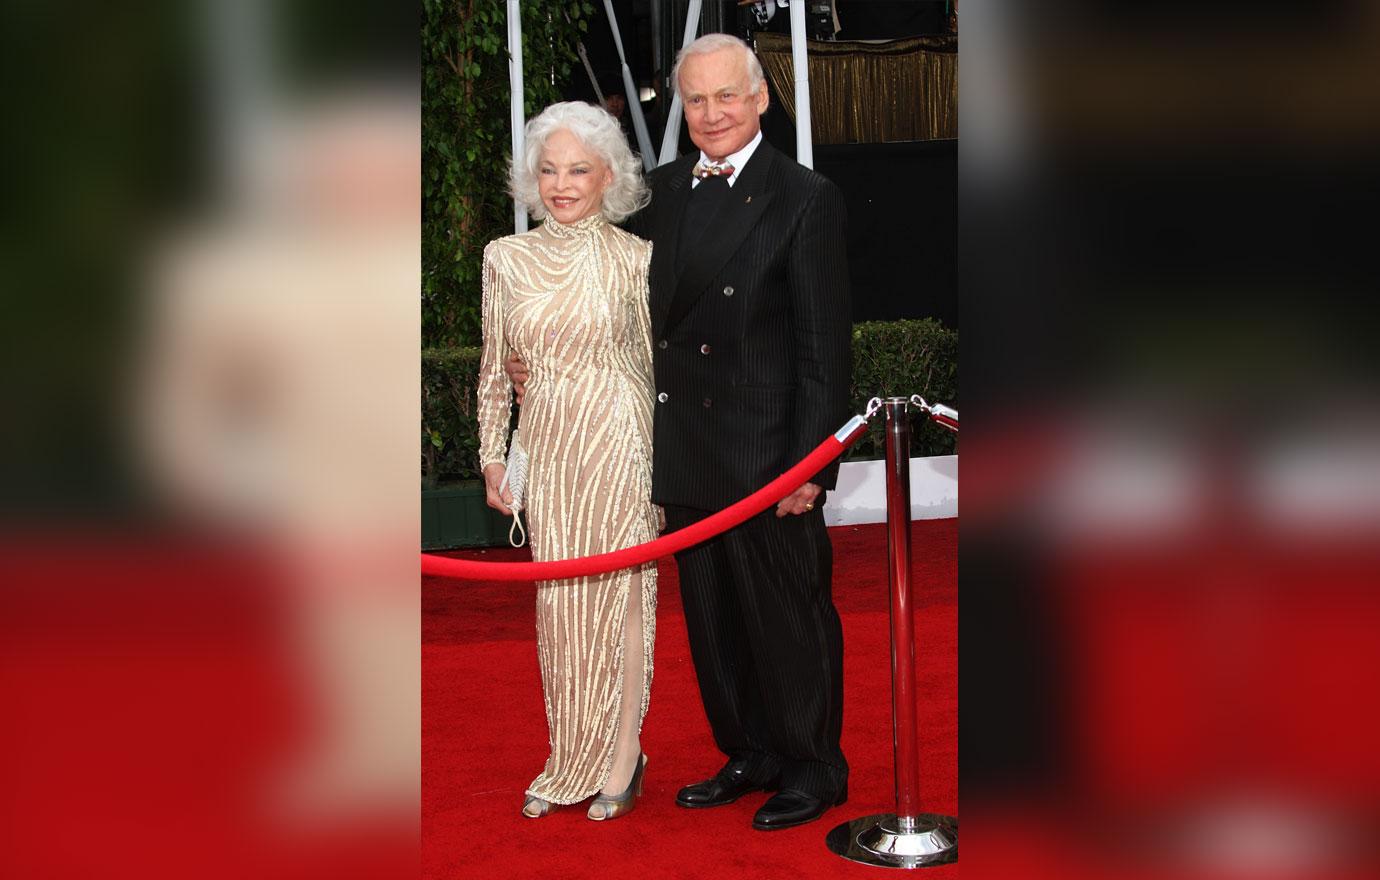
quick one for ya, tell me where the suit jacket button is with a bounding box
[657,392,668,403]
[657,339,668,349]
[722,285,734,296]
[702,397,712,408]
[699,343,711,355]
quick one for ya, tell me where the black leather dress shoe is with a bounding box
[751,786,847,831]
[675,760,772,808]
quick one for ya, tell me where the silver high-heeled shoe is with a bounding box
[586,753,647,821]
[521,794,557,818]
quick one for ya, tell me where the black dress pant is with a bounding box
[665,503,848,799]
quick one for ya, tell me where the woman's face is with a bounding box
[538,128,613,224]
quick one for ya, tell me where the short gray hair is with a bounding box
[672,33,766,99]
[509,101,649,223]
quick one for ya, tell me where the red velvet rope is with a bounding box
[421,416,871,581]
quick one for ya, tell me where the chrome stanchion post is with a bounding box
[826,397,958,869]
[886,397,922,821]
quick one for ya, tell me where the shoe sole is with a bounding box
[750,794,848,831]
[674,789,760,809]
[752,814,824,831]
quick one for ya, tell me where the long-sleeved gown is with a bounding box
[476,213,658,804]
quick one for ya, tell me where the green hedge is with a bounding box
[844,318,957,462]
[422,345,482,488]
[422,318,956,484]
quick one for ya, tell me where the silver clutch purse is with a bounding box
[498,429,528,547]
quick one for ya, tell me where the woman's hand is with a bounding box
[483,462,514,514]
[504,351,530,404]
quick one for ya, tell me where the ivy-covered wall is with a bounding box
[422,1,595,348]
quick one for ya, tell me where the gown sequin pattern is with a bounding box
[477,213,658,804]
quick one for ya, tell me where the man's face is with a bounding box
[678,48,768,162]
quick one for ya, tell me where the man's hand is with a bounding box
[504,352,530,404]
[776,482,822,517]
[483,462,514,514]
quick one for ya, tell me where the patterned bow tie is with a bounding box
[692,161,735,180]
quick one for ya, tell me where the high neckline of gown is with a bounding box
[542,213,607,239]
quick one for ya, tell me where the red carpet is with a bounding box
[423,519,956,879]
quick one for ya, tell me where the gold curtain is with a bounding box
[755,32,957,144]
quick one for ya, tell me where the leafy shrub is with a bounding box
[847,318,957,461]
[422,346,482,487]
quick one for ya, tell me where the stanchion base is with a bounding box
[826,812,958,868]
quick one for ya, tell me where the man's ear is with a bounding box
[754,84,770,115]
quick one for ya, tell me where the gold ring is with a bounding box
[804,502,814,511]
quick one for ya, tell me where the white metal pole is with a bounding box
[576,41,607,106]
[657,0,702,166]
[506,0,528,232]
[601,0,656,170]
[788,0,814,168]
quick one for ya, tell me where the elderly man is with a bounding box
[511,33,852,830]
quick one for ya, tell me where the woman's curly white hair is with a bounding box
[509,101,650,223]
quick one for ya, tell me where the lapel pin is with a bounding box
[745,196,752,204]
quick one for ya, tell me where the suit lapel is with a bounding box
[658,144,778,337]
[649,157,696,334]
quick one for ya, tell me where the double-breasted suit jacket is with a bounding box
[631,141,853,512]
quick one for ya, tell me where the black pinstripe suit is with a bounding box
[629,141,852,799]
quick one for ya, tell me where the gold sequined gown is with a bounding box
[476,213,658,804]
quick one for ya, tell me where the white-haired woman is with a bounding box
[476,101,657,821]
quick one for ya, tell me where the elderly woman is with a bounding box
[476,101,657,821]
